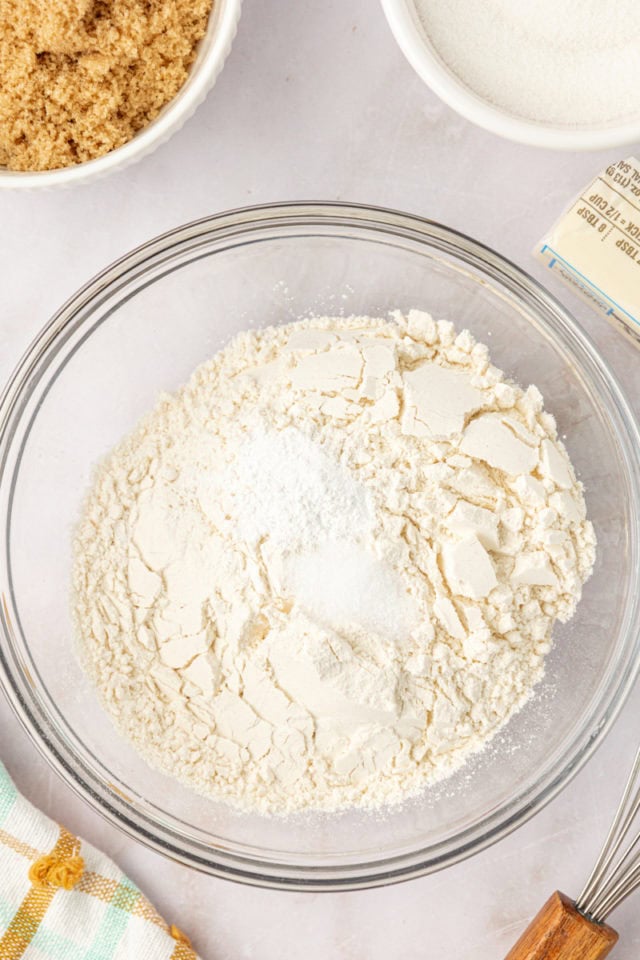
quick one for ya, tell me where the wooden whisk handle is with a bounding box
[504,891,619,960]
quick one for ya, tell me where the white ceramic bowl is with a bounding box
[0,0,241,189]
[381,0,640,151]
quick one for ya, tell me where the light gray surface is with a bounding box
[0,1,639,957]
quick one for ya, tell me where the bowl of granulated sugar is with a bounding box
[381,0,640,149]
[0,0,241,188]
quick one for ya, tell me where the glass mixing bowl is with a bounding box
[1,203,639,890]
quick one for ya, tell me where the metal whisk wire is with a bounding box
[576,745,640,922]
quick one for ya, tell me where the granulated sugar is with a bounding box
[415,0,640,125]
[73,312,596,815]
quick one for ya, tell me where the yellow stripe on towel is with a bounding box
[0,825,78,959]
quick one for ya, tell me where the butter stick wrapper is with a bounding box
[535,157,640,346]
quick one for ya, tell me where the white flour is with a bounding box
[73,312,596,814]
[415,0,640,125]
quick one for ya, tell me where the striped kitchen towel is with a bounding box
[0,761,200,960]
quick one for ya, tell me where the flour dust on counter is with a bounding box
[73,311,595,815]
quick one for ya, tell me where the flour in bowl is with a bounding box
[73,312,595,814]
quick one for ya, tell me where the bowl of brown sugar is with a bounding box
[0,0,241,188]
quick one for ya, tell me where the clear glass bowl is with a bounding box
[1,203,639,890]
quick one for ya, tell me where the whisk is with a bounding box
[505,744,640,959]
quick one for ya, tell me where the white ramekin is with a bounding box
[381,0,640,151]
[0,0,241,189]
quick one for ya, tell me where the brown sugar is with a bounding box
[0,0,213,172]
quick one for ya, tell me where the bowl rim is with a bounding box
[1,201,640,890]
[0,0,242,190]
[380,0,640,151]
